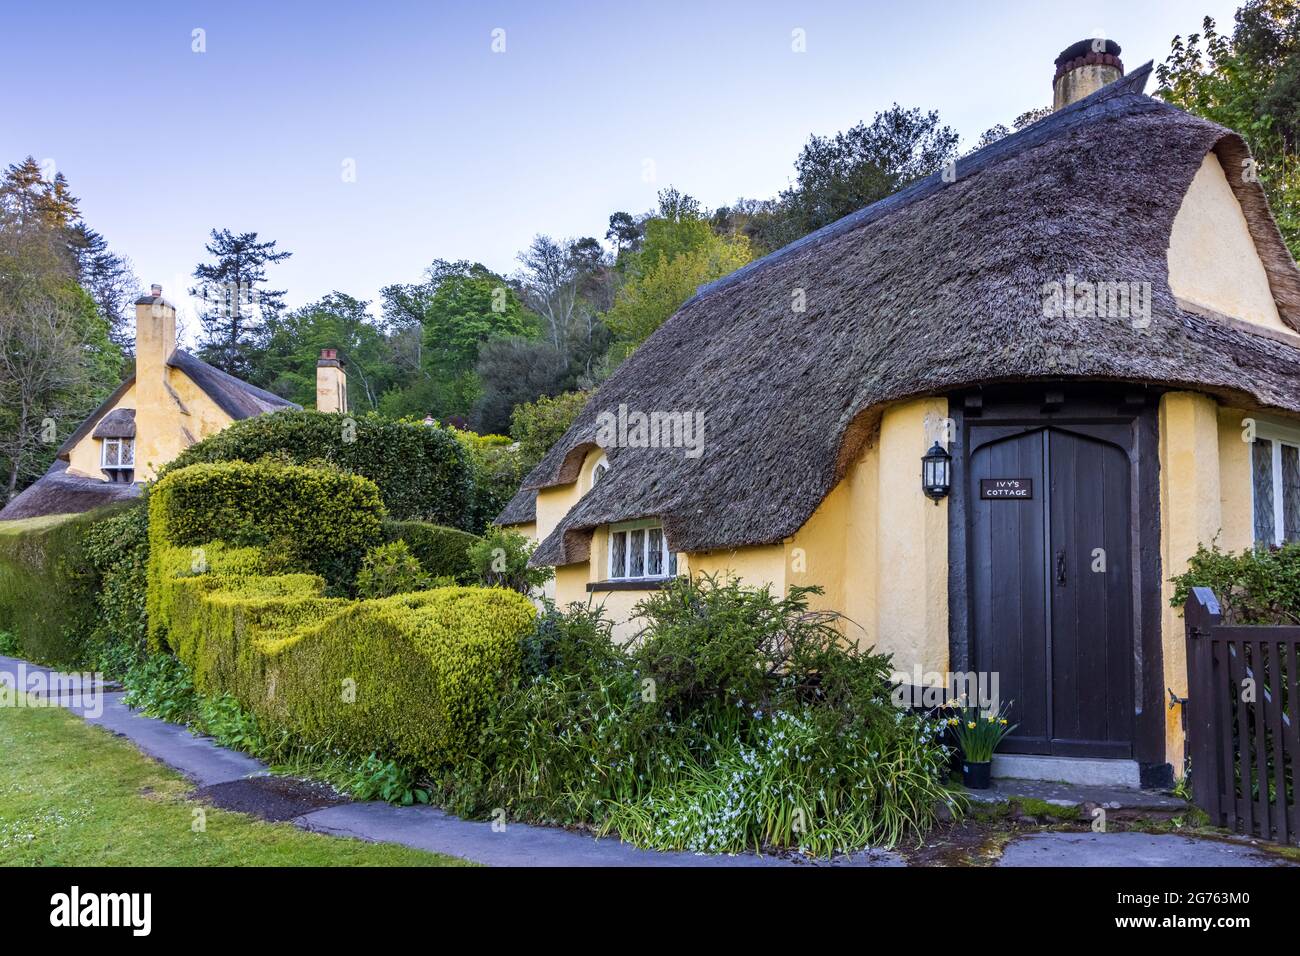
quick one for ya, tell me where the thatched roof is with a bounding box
[91,408,136,439]
[168,349,298,420]
[513,65,1300,567]
[0,460,140,521]
[496,485,537,526]
[53,349,298,464]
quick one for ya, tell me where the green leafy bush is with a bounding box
[1170,542,1300,625]
[509,390,590,474]
[355,541,433,599]
[122,653,200,725]
[443,576,957,855]
[159,409,475,527]
[0,505,136,665]
[468,526,553,594]
[450,428,524,531]
[82,503,150,677]
[0,630,18,655]
[155,522,536,769]
[346,754,431,806]
[382,520,479,582]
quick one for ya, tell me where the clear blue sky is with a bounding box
[1,0,1240,336]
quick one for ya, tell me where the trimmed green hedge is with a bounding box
[156,550,535,767]
[160,410,475,528]
[147,461,386,646]
[382,520,479,583]
[254,588,534,767]
[147,457,533,769]
[0,504,137,666]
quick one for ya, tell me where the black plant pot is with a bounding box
[962,760,992,789]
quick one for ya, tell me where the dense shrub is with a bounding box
[450,429,524,531]
[147,460,385,617]
[355,541,438,598]
[468,526,553,594]
[382,520,479,583]
[157,547,535,769]
[159,409,475,528]
[0,505,136,665]
[445,575,956,855]
[1171,542,1300,625]
[82,503,151,677]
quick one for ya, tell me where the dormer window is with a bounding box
[609,520,677,580]
[101,437,135,483]
[92,407,137,484]
[592,456,609,486]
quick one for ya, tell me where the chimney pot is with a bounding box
[1052,38,1124,111]
[151,283,162,297]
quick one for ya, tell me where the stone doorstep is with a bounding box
[992,753,1141,788]
[964,777,1187,813]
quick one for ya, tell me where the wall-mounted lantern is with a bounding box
[922,441,952,503]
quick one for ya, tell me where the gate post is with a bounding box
[1184,586,1222,822]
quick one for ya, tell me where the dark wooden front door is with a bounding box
[969,426,1135,758]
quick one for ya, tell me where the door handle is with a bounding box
[1055,549,1066,586]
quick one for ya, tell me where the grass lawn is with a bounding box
[0,697,470,866]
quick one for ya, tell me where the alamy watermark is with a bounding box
[890,666,1001,714]
[0,663,104,718]
[595,403,705,459]
[1041,274,1151,329]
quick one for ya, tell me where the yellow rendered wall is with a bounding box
[545,397,949,668]
[1167,153,1290,336]
[1159,392,1224,771]
[869,399,949,674]
[1217,407,1255,553]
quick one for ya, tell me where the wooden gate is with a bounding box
[1184,586,1300,845]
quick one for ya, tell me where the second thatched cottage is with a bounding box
[0,286,350,521]
[497,41,1300,787]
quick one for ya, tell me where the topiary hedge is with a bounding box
[159,410,475,528]
[255,588,535,767]
[382,520,480,583]
[147,461,386,645]
[155,544,535,768]
[0,504,138,666]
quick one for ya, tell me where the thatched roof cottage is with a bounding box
[0,288,349,521]
[497,41,1300,787]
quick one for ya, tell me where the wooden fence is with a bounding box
[1184,586,1299,845]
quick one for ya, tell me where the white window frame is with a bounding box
[590,455,609,489]
[100,437,135,470]
[607,519,677,581]
[1253,420,1300,546]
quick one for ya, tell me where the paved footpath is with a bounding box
[2,655,1293,867]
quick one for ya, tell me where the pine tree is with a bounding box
[68,223,138,351]
[189,228,291,376]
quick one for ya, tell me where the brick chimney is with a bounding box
[133,284,176,479]
[316,348,348,414]
[1053,38,1124,110]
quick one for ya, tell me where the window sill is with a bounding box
[586,578,673,593]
